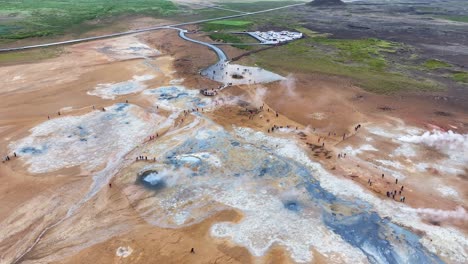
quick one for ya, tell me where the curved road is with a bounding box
[0,3,306,52]
[168,27,228,62]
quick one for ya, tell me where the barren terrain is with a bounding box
[1,1,467,264]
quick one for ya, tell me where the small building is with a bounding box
[248,30,303,44]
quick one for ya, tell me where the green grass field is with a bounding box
[452,72,468,83]
[202,20,252,32]
[220,1,304,12]
[310,37,401,71]
[0,47,63,64]
[250,37,439,94]
[208,32,254,50]
[438,15,468,23]
[0,0,178,39]
[422,59,452,70]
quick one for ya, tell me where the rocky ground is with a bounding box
[0,6,467,264]
[287,0,468,109]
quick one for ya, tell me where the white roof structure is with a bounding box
[248,31,303,44]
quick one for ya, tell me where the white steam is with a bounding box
[398,130,468,163]
[252,86,268,107]
[280,74,298,98]
[409,207,468,222]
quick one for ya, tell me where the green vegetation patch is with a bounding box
[209,20,252,27]
[202,20,252,31]
[423,59,452,70]
[0,0,178,40]
[438,15,468,23]
[208,33,252,50]
[310,37,401,71]
[452,72,468,83]
[295,27,329,38]
[0,47,63,64]
[220,1,304,13]
[250,38,439,94]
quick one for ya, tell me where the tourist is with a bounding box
[395,179,398,184]
[382,173,384,179]
[190,248,195,254]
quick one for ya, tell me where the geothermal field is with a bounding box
[0,0,467,263]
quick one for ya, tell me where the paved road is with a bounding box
[211,43,271,46]
[180,2,249,14]
[167,27,228,62]
[0,2,306,52]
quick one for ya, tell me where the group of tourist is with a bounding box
[367,174,407,202]
[2,152,17,162]
[136,156,157,162]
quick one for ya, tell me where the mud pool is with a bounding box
[131,120,450,263]
[10,103,160,174]
[8,81,467,264]
[88,75,155,100]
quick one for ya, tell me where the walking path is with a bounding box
[167,27,228,62]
